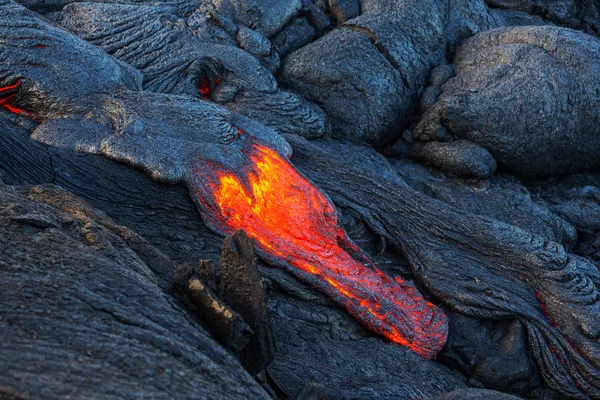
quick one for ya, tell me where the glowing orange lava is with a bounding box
[194,142,448,358]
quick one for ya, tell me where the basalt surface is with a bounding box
[2,0,600,399]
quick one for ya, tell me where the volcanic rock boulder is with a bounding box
[279,0,501,145]
[410,25,600,178]
[52,1,327,138]
[441,309,542,393]
[0,184,268,399]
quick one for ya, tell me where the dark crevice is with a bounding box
[44,145,57,184]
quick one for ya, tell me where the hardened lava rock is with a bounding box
[0,184,268,399]
[410,26,600,178]
[287,135,600,399]
[279,0,501,145]
[1,0,447,361]
[486,0,600,35]
[3,0,600,398]
[51,1,327,139]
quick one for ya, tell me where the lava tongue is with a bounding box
[192,142,448,358]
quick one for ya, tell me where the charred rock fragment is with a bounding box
[219,230,276,376]
[172,263,253,352]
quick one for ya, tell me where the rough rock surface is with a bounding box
[429,388,523,400]
[52,1,327,138]
[486,0,600,36]
[279,0,501,145]
[0,184,269,399]
[392,158,576,247]
[0,118,468,399]
[411,26,600,178]
[287,135,600,399]
[219,230,276,376]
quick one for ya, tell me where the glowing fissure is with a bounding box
[0,81,32,116]
[194,141,448,358]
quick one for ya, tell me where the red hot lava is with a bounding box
[193,141,448,358]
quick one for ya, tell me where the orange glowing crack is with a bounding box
[193,142,447,357]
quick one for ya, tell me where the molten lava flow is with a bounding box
[0,81,31,116]
[194,142,448,358]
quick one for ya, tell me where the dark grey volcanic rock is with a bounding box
[429,388,523,399]
[392,158,576,247]
[0,184,268,399]
[411,25,600,178]
[287,135,600,399]
[264,268,468,400]
[2,0,600,398]
[529,172,600,237]
[279,0,501,145]
[51,1,327,138]
[271,17,317,59]
[441,309,542,393]
[219,230,276,376]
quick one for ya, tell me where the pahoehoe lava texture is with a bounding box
[286,135,600,399]
[51,1,328,139]
[0,184,269,399]
[2,0,600,398]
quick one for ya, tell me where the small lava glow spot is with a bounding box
[0,81,31,116]
[199,77,221,100]
[194,142,448,358]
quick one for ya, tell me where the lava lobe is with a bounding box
[192,140,448,358]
